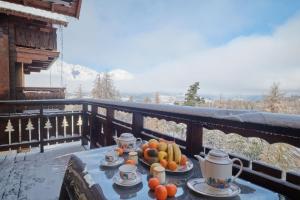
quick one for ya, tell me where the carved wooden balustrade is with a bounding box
[0,99,299,198]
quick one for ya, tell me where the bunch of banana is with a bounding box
[167,143,182,164]
[172,143,182,164]
[167,143,173,162]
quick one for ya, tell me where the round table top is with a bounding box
[68,146,287,200]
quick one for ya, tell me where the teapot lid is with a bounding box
[209,149,228,158]
[207,149,231,164]
[119,133,134,140]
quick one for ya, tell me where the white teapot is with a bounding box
[113,133,142,152]
[194,149,243,189]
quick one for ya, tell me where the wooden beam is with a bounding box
[75,0,82,18]
[16,47,59,72]
[0,8,68,26]
[1,0,81,18]
[16,47,59,57]
[17,57,32,64]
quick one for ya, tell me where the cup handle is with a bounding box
[232,158,243,181]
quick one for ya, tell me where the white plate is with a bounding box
[187,178,241,198]
[113,172,142,187]
[139,158,193,173]
[100,157,124,167]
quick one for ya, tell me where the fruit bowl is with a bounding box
[139,157,193,173]
[138,139,194,173]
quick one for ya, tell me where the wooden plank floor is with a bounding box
[0,142,86,200]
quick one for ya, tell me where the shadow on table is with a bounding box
[112,182,143,199]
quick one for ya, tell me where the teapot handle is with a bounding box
[232,158,243,181]
[136,138,143,147]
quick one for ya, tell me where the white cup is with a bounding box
[128,151,138,163]
[119,164,137,181]
[105,150,118,163]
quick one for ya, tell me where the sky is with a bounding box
[49,0,300,95]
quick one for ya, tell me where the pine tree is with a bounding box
[183,82,204,106]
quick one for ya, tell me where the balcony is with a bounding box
[14,25,60,74]
[0,99,299,199]
[16,87,65,100]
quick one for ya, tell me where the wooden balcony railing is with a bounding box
[16,87,65,100]
[0,99,299,198]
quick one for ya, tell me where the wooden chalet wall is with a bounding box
[0,14,59,101]
[15,25,57,50]
[0,15,10,100]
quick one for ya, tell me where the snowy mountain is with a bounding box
[25,60,134,94]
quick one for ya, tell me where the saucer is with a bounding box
[187,178,240,198]
[123,147,137,153]
[100,157,124,167]
[113,172,142,187]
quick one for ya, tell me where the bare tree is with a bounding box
[128,96,134,102]
[91,73,120,100]
[144,97,151,103]
[91,74,102,98]
[154,92,160,104]
[76,84,83,98]
[264,82,284,113]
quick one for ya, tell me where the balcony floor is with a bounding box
[0,142,86,200]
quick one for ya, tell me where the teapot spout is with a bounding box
[194,155,206,177]
[113,135,118,144]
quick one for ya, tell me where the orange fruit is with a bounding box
[160,159,168,168]
[155,185,168,200]
[167,161,177,171]
[142,143,149,152]
[148,177,160,190]
[115,147,124,156]
[125,159,136,165]
[148,141,158,149]
[180,155,188,166]
[143,148,151,160]
[166,184,177,197]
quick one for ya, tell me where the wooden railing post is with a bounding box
[132,112,143,138]
[90,105,98,149]
[186,121,203,156]
[39,105,44,153]
[105,108,114,146]
[81,103,89,146]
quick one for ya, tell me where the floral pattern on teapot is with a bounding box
[207,177,232,189]
[195,149,243,190]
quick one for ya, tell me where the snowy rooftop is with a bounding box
[0,0,68,25]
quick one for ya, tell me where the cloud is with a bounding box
[47,1,300,95]
[109,69,134,81]
[63,0,265,72]
[115,14,300,95]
